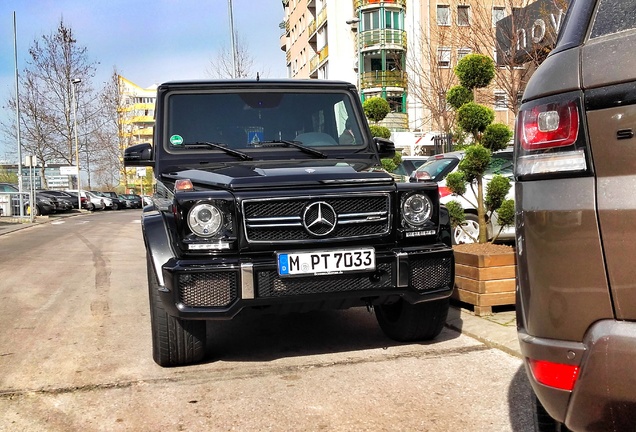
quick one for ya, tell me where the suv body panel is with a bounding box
[515,0,636,429]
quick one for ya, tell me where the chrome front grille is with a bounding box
[243,194,391,243]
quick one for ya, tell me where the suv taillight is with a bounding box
[520,100,579,150]
[515,93,588,178]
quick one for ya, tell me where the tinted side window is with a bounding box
[590,0,636,38]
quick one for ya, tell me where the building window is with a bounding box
[492,6,506,26]
[437,5,450,26]
[494,91,508,111]
[385,10,403,30]
[363,10,380,30]
[457,5,470,26]
[438,47,451,68]
[457,48,472,62]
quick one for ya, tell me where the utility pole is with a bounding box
[13,12,24,217]
[228,0,238,78]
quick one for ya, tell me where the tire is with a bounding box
[87,202,95,211]
[112,202,119,210]
[147,254,206,367]
[375,297,450,342]
[533,396,571,432]
[452,213,479,245]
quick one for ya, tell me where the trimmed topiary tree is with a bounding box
[444,54,514,244]
[363,97,391,124]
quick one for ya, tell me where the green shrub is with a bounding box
[482,123,513,152]
[363,97,390,124]
[446,85,473,110]
[457,103,495,137]
[369,125,391,138]
[455,54,495,90]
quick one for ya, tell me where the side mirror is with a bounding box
[374,137,395,159]
[124,143,153,166]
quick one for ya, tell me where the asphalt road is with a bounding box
[0,210,534,431]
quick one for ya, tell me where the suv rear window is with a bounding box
[590,0,636,38]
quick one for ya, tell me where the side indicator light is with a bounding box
[175,179,194,191]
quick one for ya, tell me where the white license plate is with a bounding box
[277,248,375,276]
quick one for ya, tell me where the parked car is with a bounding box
[411,149,514,244]
[37,191,73,213]
[82,191,106,211]
[0,183,56,216]
[514,0,636,430]
[39,190,81,210]
[392,156,429,178]
[90,191,124,210]
[118,193,142,209]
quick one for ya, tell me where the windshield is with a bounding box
[165,90,364,153]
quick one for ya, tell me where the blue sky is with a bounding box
[0,0,288,156]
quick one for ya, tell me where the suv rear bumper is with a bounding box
[520,320,636,430]
[156,244,454,319]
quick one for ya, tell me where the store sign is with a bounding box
[496,0,570,66]
[59,165,78,176]
[136,167,147,177]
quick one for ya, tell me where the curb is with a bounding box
[445,306,521,358]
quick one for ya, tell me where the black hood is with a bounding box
[162,163,394,190]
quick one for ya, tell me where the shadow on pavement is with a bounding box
[203,306,460,363]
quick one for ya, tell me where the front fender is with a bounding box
[142,208,176,287]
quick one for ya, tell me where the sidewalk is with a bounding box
[446,302,520,358]
[0,214,521,357]
[0,210,87,236]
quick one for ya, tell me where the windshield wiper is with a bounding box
[185,141,253,161]
[258,140,327,159]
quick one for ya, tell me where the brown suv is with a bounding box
[514,0,636,430]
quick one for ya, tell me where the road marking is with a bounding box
[51,221,65,225]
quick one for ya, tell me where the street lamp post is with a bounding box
[71,78,81,210]
[346,18,361,95]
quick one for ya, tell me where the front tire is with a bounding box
[375,297,450,342]
[147,254,206,367]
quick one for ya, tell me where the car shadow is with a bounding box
[202,306,460,363]
[508,365,535,431]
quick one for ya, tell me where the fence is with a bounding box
[0,192,30,217]
[432,133,454,154]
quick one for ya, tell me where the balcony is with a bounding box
[309,45,329,74]
[359,29,407,50]
[360,70,407,90]
[354,0,406,9]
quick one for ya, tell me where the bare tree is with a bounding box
[406,23,460,134]
[207,32,267,79]
[455,0,568,114]
[1,19,99,188]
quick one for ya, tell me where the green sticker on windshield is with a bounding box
[170,135,184,146]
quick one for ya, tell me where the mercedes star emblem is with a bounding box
[302,201,337,237]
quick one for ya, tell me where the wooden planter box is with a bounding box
[452,246,516,316]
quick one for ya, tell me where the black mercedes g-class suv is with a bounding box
[124,79,454,367]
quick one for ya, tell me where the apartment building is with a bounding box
[117,76,156,193]
[280,0,535,149]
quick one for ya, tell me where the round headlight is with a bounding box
[402,194,432,226]
[188,203,223,237]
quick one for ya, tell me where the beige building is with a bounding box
[117,76,156,193]
[280,0,532,152]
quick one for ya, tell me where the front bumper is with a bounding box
[156,244,454,319]
[520,320,636,431]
